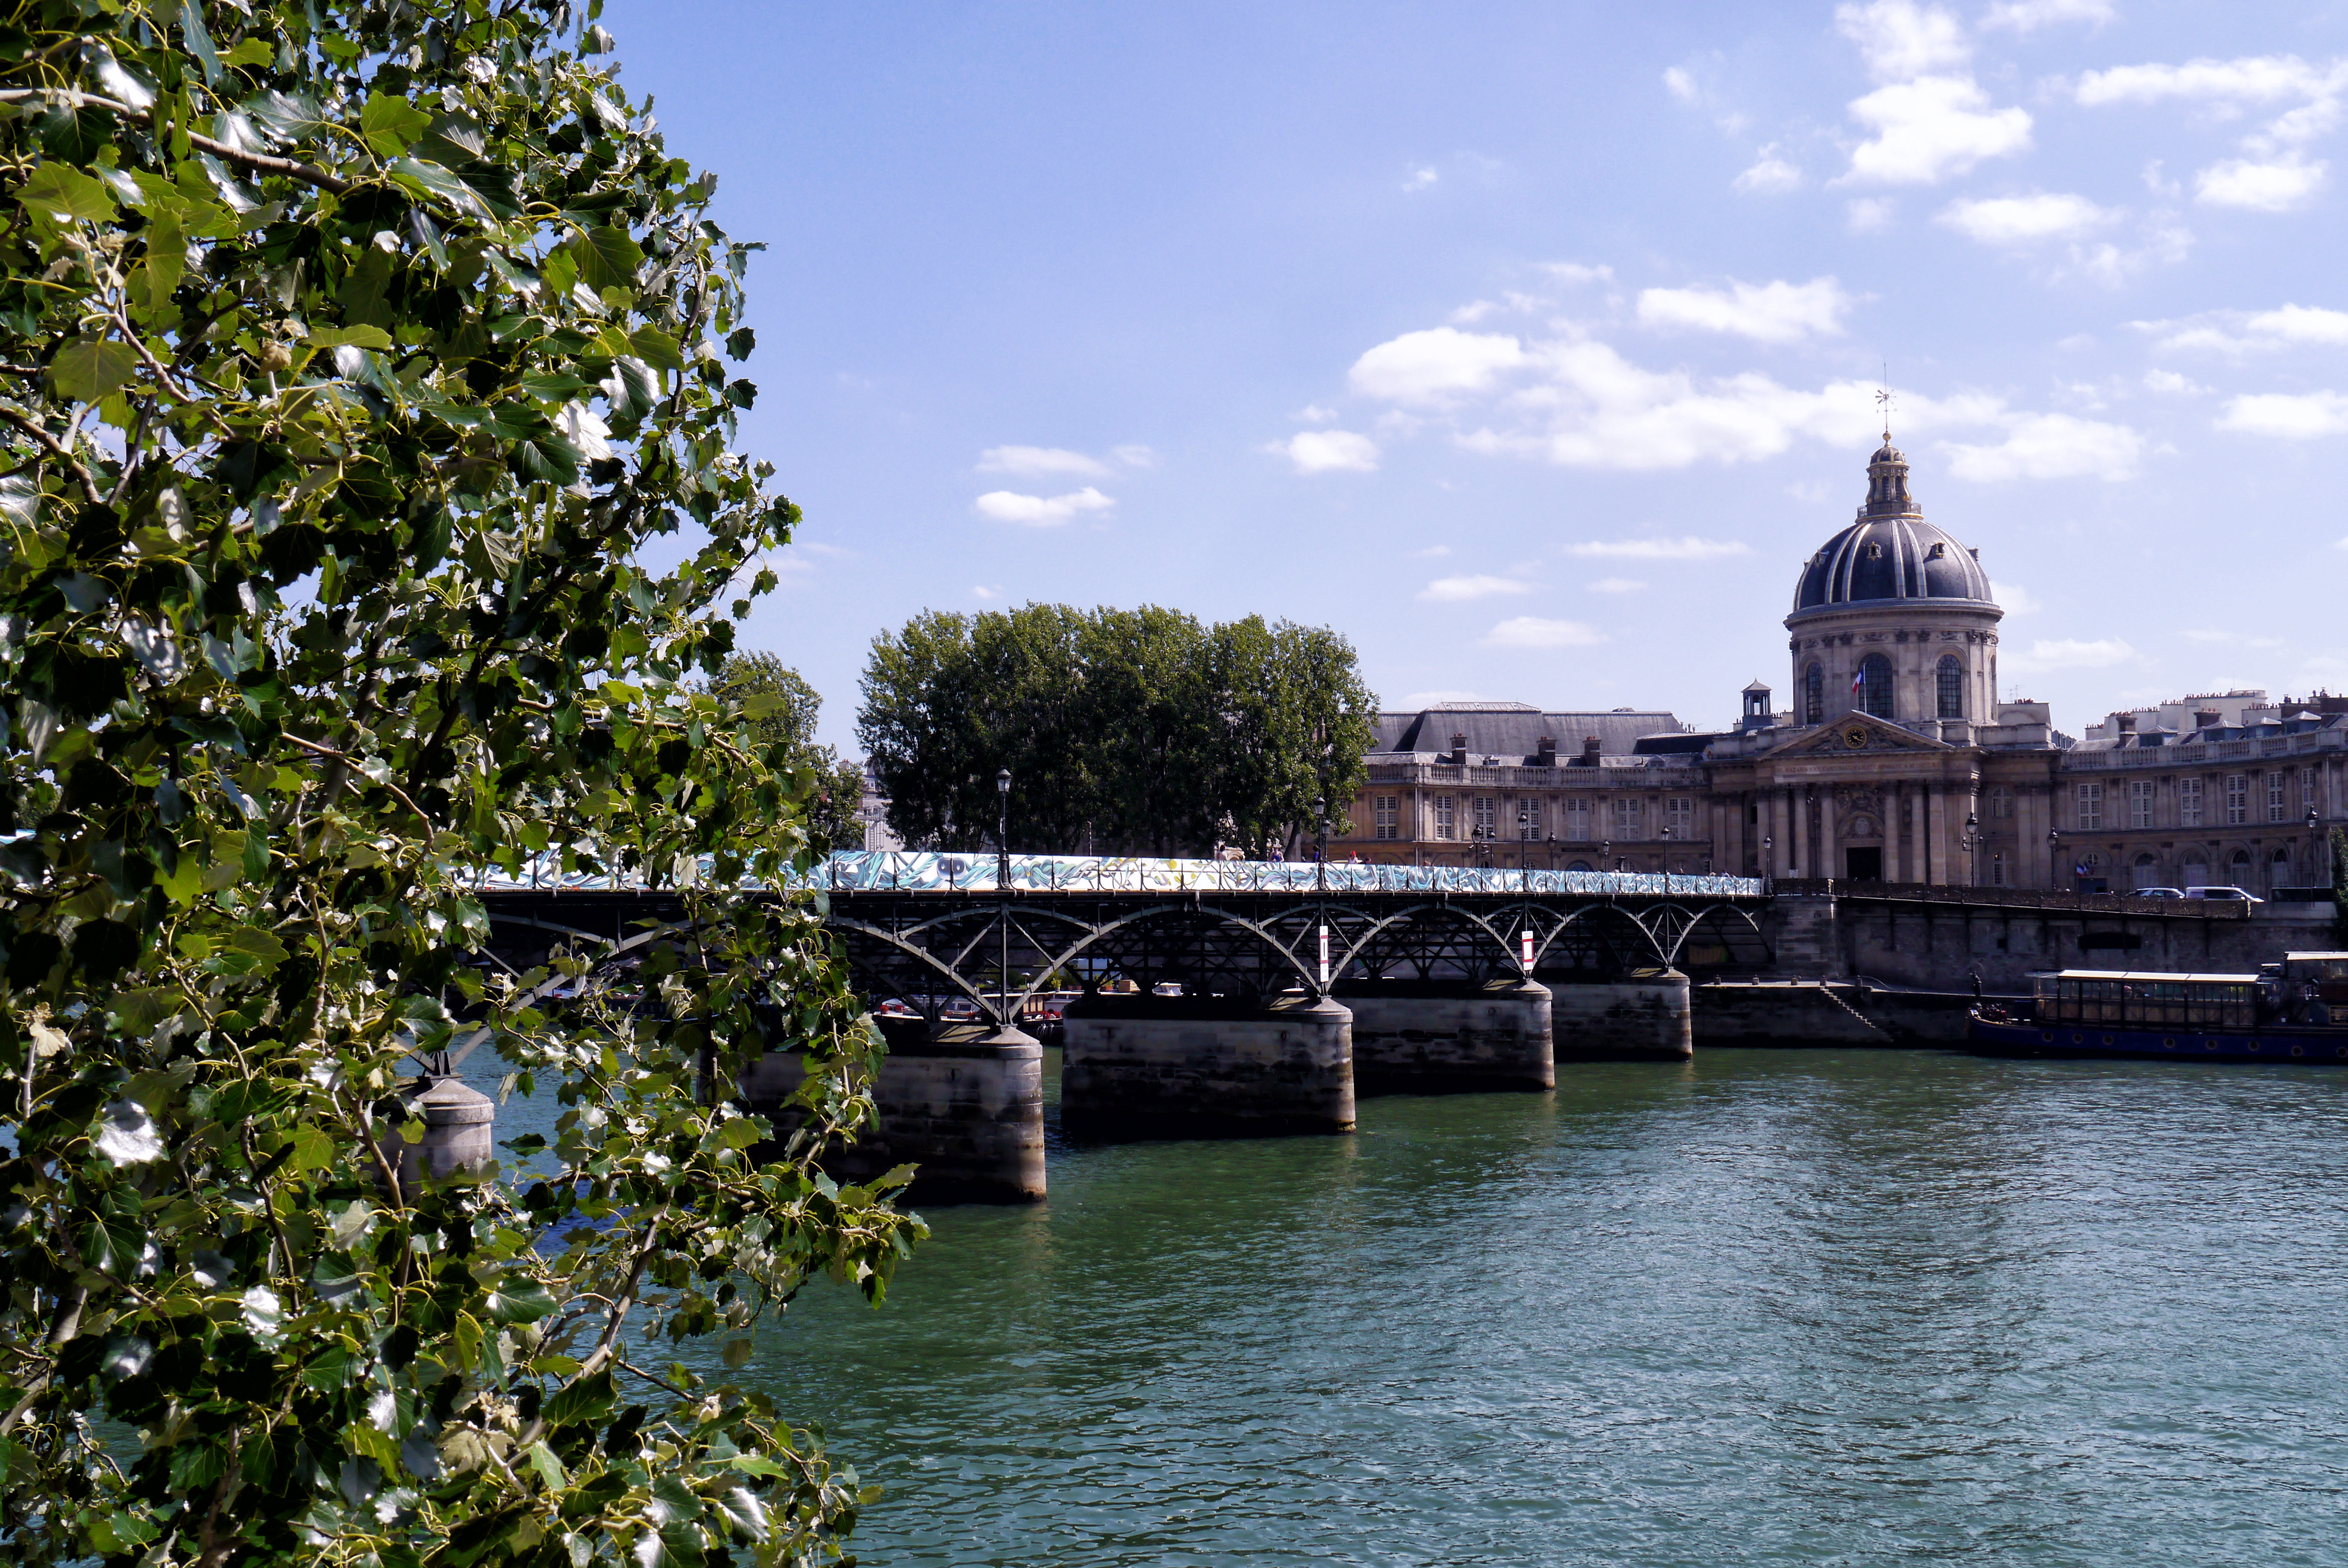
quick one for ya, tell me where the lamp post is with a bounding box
[996,769,1011,1028]
[1763,834,1773,890]
[1601,838,1613,878]
[1313,795,1327,893]
[1544,831,1556,875]
[2048,826,2063,894]
[1959,810,1981,887]
[1659,824,1672,894]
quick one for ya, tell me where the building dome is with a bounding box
[1790,439,1992,613]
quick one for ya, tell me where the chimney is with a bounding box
[1537,734,1557,766]
[1580,734,1601,767]
[2195,708,2221,732]
[1449,731,1467,766]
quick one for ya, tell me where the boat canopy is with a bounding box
[2031,970,2260,1029]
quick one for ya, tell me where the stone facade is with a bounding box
[1338,440,2348,893]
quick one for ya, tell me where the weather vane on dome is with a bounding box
[1875,374,1895,443]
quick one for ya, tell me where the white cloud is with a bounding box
[1990,580,2042,614]
[1111,444,1160,468]
[1837,1,1970,82]
[2075,55,2348,213]
[1636,277,1851,343]
[1664,66,1699,103]
[1937,191,2117,244]
[1541,262,1614,285]
[2005,637,2139,672]
[1403,165,1439,192]
[2215,390,2348,438]
[1481,616,1607,650]
[2143,369,2207,394]
[1844,75,2032,184]
[977,445,1112,478]
[1734,151,1803,193]
[1848,197,1899,231]
[2183,627,2284,650]
[1419,574,1536,602]
[1275,429,1380,473]
[2141,303,2348,354]
[1348,327,1528,404]
[1566,536,1754,560]
[1410,544,1452,558]
[1942,413,2145,480]
[1587,577,1649,593]
[2195,156,2326,211]
[1981,0,2112,31]
[973,584,1004,600]
[2075,56,2344,110]
[972,486,1115,526]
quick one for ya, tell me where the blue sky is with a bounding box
[604,0,2348,748]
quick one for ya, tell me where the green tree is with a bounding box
[2332,826,2347,947]
[710,652,866,854]
[0,5,921,1565]
[1080,606,1216,857]
[1208,618,1376,858]
[855,609,985,851]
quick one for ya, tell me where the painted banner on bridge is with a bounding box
[804,851,1763,899]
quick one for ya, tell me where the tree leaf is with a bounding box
[359,94,433,158]
[624,326,683,373]
[17,163,115,223]
[48,338,139,403]
[307,323,394,350]
[571,226,644,293]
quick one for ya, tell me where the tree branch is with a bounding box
[0,89,356,195]
[0,406,105,506]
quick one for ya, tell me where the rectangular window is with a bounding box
[2129,779,2154,830]
[1564,799,1589,840]
[1990,852,2008,887]
[1613,797,1642,838]
[2268,772,2287,823]
[1433,796,1455,840]
[2076,781,2102,832]
[2180,777,2204,827]
[2226,773,2247,826]
[1373,795,1398,841]
[1666,797,1694,835]
[1519,798,1542,840]
[1990,786,2011,819]
[1473,795,1497,839]
[2306,766,2320,813]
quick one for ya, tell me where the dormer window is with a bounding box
[1925,541,1946,560]
[1865,541,1883,559]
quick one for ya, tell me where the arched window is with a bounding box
[1859,653,1894,718]
[2228,849,2253,889]
[1936,655,1964,719]
[2272,847,2293,891]
[2132,853,2160,890]
[1804,662,1824,725]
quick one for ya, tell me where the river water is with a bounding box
[758,1048,2348,1566]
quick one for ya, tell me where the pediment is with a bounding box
[1766,712,1952,757]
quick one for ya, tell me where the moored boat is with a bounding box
[1968,953,2348,1063]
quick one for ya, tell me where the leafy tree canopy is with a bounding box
[857,603,1375,859]
[0,4,920,1565]
[709,652,865,856]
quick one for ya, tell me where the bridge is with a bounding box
[460,853,2329,1204]
[478,851,1772,1028]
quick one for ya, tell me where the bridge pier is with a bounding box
[1061,992,1356,1137]
[1549,970,1694,1062]
[740,1018,1046,1203]
[1338,977,1555,1093]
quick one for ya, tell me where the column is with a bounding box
[1885,782,1905,884]
[1820,788,1841,882]
[1926,784,1948,885]
[1789,786,1806,878]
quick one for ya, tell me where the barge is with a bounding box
[1968,952,2348,1063]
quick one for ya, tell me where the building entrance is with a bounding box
[1845,847,1883,881]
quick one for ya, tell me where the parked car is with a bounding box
[1150,981,1185,996]
[2183,886,2263,903]
[2131,887,2185,899]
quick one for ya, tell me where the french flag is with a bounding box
[1850,668,1865,692]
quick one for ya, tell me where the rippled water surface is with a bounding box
[758,1049,2348,1565]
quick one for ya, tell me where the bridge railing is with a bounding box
[805,851,1763,899]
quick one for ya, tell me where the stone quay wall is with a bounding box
[1060,993,1356,1136]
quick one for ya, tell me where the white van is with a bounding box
[2183,886,2263,904]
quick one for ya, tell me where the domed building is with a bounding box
[1340,434,2348,898]
[1784,439,2001,735]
